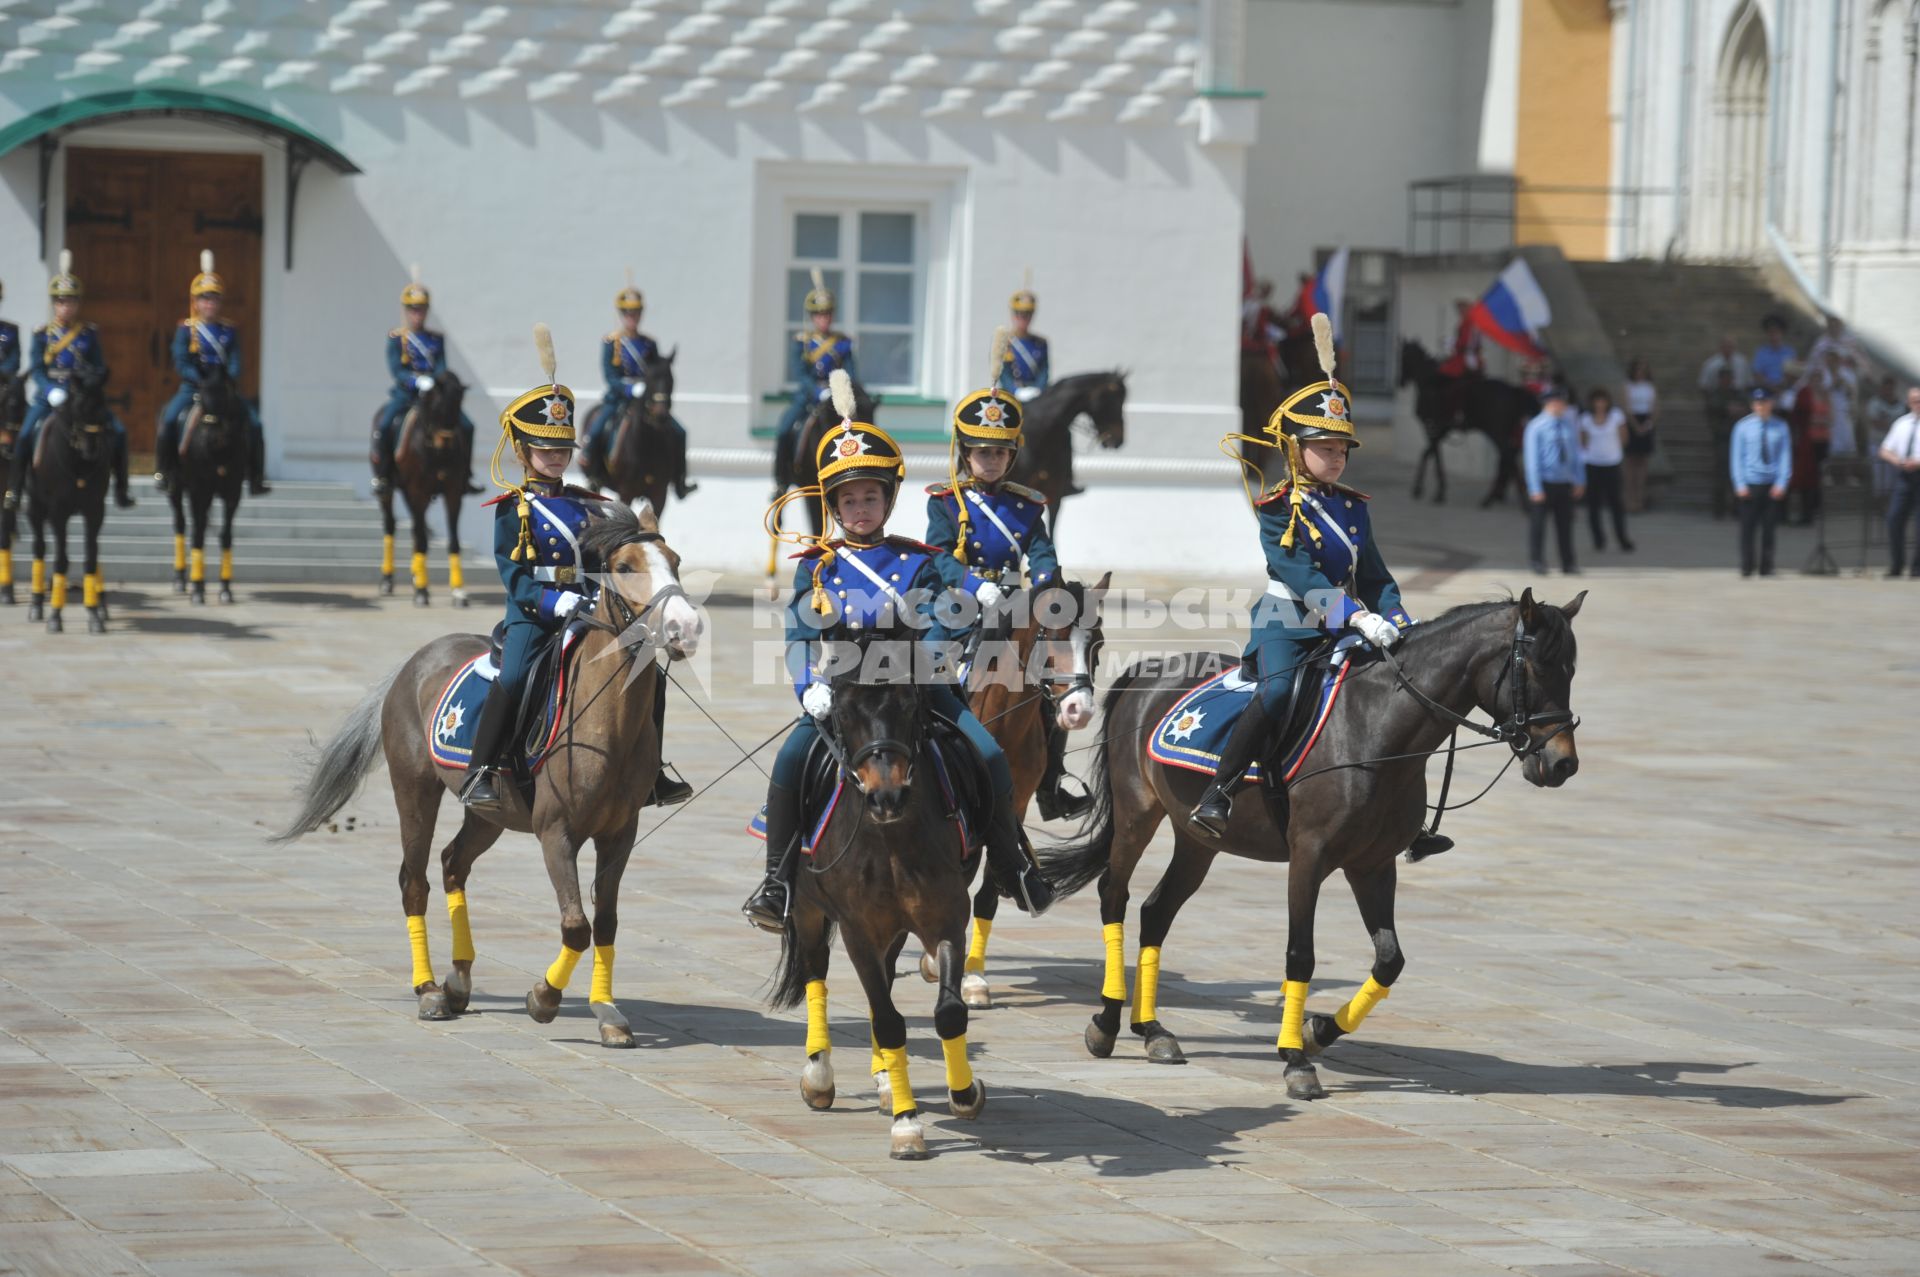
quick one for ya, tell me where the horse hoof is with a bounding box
[801,1052,835,1110]
[189,588,205,606]
[87,612,106,635]
[1285,1064,1328,1101]
[961,972,992,1010]
[1084,1017,1117,1059]
[888,1114,929,1160]
[413,590,430,608]
[417,988,455,1021]
[1302,1012,1343,1058]
[379,576,394,596]
[452,590,469,609]
[45,613,62,634]
[1142,1027,1187,1066]
[949,1080,986,1120]
[917,951,939,983]
[441,966,472,1015]
[217,586,233,605]
[598,1021,636,1049]
[0,586,14,606]
[525,980,562,1024]
[173,574,187,594]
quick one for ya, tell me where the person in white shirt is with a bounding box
[1697,336,1751,393]
[1877,386,1920,577]
[1622,358,1658,512]
[1815,349,1859,456]
[1578,387,1632,552]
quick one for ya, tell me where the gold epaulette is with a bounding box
[925,480,961,497]
[1000,481,1047,504]
[388,327,405,339]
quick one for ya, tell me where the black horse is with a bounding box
[768,623,988,1160]
[598,347,694,512]
[1008,372,1127,534]
[0,371,24,605]
[789,379,880,537]
[379,373,473,607]
[1399,339,1535,506]
[20,371,114,633]
[169,363,251,604]
[1037,592,1584,1101]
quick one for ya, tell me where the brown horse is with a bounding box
[791,378,879,536]
[275,502,704,1046]
[1037,592,1584,1100]
[379,373,474,606]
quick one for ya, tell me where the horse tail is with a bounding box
[769,914,836,1010]
[270,665,399,844]
[1033,663,1135,899]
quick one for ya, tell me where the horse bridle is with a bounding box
[576,530,688,661]
[1377,615,1577,759]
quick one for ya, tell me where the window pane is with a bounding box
[794,213,839,260]
[787,268,843,324]
[858,270,912,325]
[859,212,913,265]
[858,330,914,387]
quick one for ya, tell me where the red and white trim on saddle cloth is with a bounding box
[425,628,583,772]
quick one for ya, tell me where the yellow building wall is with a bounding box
[1515,0,1614,260]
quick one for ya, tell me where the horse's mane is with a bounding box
[578,501,655,561]
[1403,596,1575,669]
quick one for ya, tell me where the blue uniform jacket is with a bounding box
[0,320,19,380]
[489,481,607,628]
[601,329,658,400]
[784,537,954,700]
[923,480,1058,601]
[1523,409,1587,496]
[1247,481,1411,677]
[998,333,1049,395]
[788,330,856,405]
[1728,413,1793,490]
[172,319,241,386]
[30,323,106,398]
[388,328,448,396]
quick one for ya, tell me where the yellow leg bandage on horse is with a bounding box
[880,1046,915,1115]
[31,559,46,595]
[1101,921,1128,1003]
[0,548,12,586]
[49,574,66,610]
[406,914,433,988]
[544,945,585,991]
[172,534,186,572]
[448,553,464,591]
[189,548,205,584]
[1134,945,1162,1025]
[380,534,395,577]
[589,945,615,1004]
[941,1035,973,1093]
[219,549,233,583]
[411,552,428,591]
[445,890,474,964]
[804,980,831,1056]
[82,573,100,609]
[1277,979,1310,1051]
[965,918,992,974]
[1333,976,1390,1034]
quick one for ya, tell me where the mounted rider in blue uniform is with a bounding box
[0,275,20,409]
[740,373,1055,932]
[924,340,1089,821]
[4,251,135,513]
[579,278,696,499]
[771,269,856,499]
[457,325,692,814]
[1191,315,1450,859]
[371,268,479,497]
[998,276,1049,405]
[155,251,270,497]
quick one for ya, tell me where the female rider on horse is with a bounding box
[1194,315,1450,859]
[741,372,1054,931]
[923,339,1089,821]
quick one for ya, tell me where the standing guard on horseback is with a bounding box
[5,252,134,513]
[579,277,695,499]
[1201,315,1450,858]
[925,339,1090,821]
[457,326,692,813]
[771,270,856,499]
[155,252,269,497]
[372,268,478,497]
[742,373,1055,932]
[0,276,19,387]
[999,276,1049,403]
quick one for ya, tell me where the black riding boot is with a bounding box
[5,446,26,510]
[1034,713,1092,822]
[457,686,515,811]
[112,435,136,509]
[1188,697,1272,839]
[1405,830,1454,861]
[247,421,271,496]
[984,797,1055,916]
[742,782,800,932]
[371,431,396,496]
[645,667,694,807]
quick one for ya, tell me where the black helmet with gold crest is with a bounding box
[815,371,904,501]
[490,323,577,491]
[952,329,1023,451]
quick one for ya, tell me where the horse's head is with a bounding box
[422,370,467,423]
[640,348,676,423]
[822,620,925,822]
[580,499,703,661]
[1398,338,1433,388]
[1028,571,1109,730]
[1504,588,1583,787]
[1088,373,1127,449]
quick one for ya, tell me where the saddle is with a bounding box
[427,615,593,775]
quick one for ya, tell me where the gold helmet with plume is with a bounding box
[190,249,223,298]
[803,267,835,315]
[400,262,430,308]
[49,249,82,300]
[616,265,643,312]
[1010,266,1036,314]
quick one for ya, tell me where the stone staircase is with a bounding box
[1568,261,1821,510]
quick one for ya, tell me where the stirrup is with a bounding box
[1035,778,1092,822]
[371,475,392,496]
[741,876,790,933]
[1405,830,1454,863]
[649,764,693,807]
[458,767,505,812]
[1188,782,1235,839]
[1002,863,1055,917]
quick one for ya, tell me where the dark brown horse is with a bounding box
[1008,372,1128,534]
[275,502,703,1046]
[379,373,473,606]
[602,347,688,513]
[1399,338,1536,507]
[168,362,249,605]
[768,623,988,1160]
[1037,592,1584,1100]
[0,370,24,605]
[21,372,113,634]
[1239,348,1288,478]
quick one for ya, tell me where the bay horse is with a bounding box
[0,370,24,605]
[168,363,249,604]
[1008,372,1128,534]
[1037,591,1584,1101]
[1399,338,1536,507]
[914,575,1110,1009]
[379,372,474,607]
[21,371,112,634]
[767,622,989,1160]
[274,502,703,1046]
[602,347,688,513]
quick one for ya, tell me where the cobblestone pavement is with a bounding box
[1,484,1916,1276]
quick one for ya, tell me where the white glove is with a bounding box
[802,683,833,720]
[414,374,435,392]
[551,591,584,619]
[46,386,69,407]
[975,581,1006,609]
[629,381,647,399]
[815,386,832,401]
[1350,610,1402,649]
[1014,386,1041,403]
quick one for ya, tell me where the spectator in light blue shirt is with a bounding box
[1729,386,1793,576]
[1523,385,1586,575]
[1751,314,1796,391]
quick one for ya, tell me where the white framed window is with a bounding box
[785,205,924,393]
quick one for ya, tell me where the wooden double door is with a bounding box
[63,148,263,458]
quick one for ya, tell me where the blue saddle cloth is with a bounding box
[1147,652,1354,785]
[749,736,977,857]
[426,629,583,772]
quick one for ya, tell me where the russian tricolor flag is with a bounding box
[1467,258,1552,358]
[1301,247,1349,344]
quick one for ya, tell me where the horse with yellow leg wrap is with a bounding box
[1036,591,1584,1099]
[378,372,476,608]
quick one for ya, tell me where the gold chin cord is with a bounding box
[763,486,836,614]
[1216,429,1318,550]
